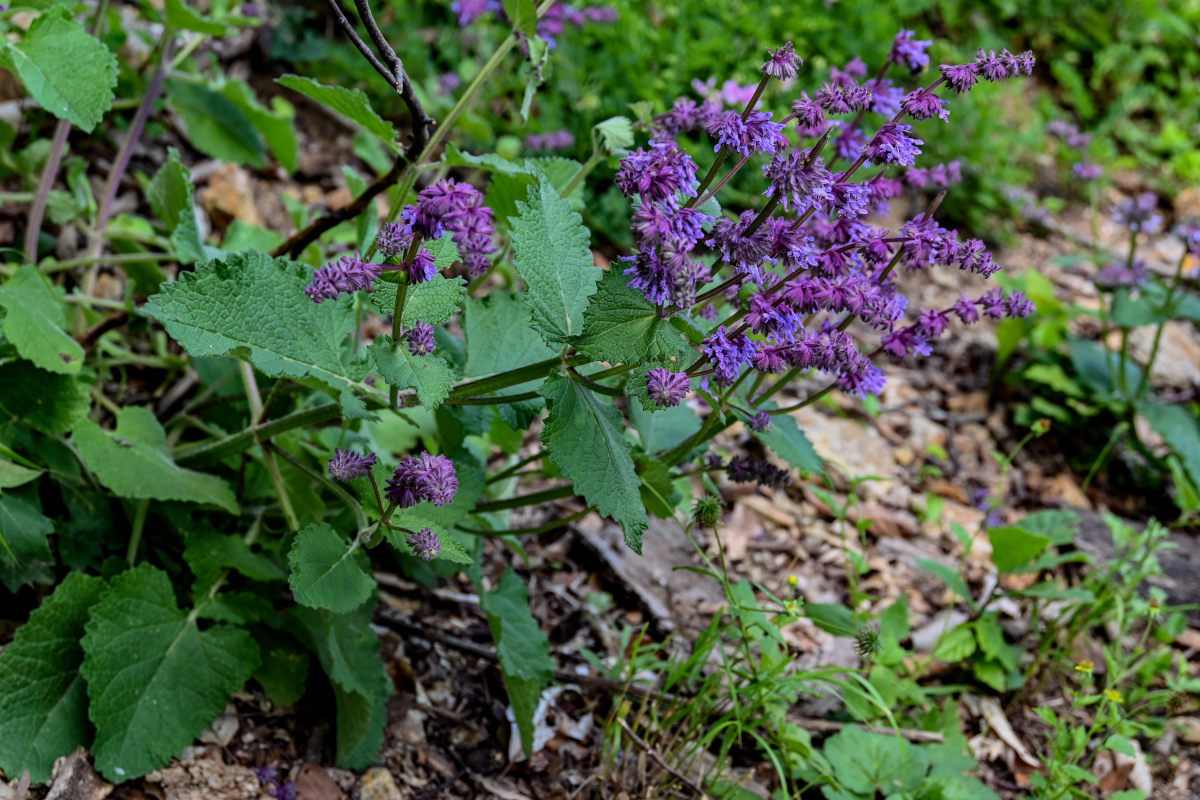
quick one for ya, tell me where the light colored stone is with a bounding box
[200,163,262,227]
[359,768,401,800]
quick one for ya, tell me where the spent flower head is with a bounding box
[406,527,441,560]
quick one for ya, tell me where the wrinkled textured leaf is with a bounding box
[0,360,90,435]
[540,374,647,551]
[0,7,116,131]
[288,523,374,613]
[575,269,693,364]
[143,250,375,408]
[81,565,260,781]
[291,603,388,768]
[277,74,396,143]
[481,569,555,756]
[0,265,84,374]
[593,115,634,152]
[370,335,455,409]
[510,175,601,343]
[0,572,106,783]
[73,406,238,513]
[183,528,286,597]
[463,292,556,381]
[753,410,823,475]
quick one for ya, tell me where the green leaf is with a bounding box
[593,115,635,153]
[1014,509,1079,546]
[73,406,238,513]
[481,569,555,756]
[973,614,1017,671]
[277,74,397,144]
[290,603,388,768]
[81,564,260,781]
[0,572,106,783]
[372,239,465,323]
[510,175,601,344]
[218,79,299,173]
[1142,402,1200,489]
[986,526,1051,573]
[636,456,678,518]
[0,7,116,131]
[0,360,90,435]
[463,292,556,382]
[933,625,977,662]
[804,602,855,637]
[166,0,228,35]
[369,335,455,409]
[575,269,693,364]
[0,489,55,591]
[540,374,648,551]
[917,559,973,608]
[287,522,375,613]
[0,265,84,374]
[822,726,929,795]
[752,409,823,474]
[166,78,266,167]
[146,147,206,264]
[252,632,310,708]
[183,529,286,597]
[501,0,537,37]
[629,396,701,453]
[143,250,375,409]
[0,458,41,489]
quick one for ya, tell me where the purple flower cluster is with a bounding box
[761,41,801,81]
[406,321,436,355]
[328,449,377,482]
[646,367,690,407]
[452,0,616,46]
[406,527,441,560]
[727,457,792,488]
[1047,120,1101,182]
[938,48,1035,93]
[1113,192,1162,234]
[526,130,576,151]
[385,452,458,508]
[890,29,932,73]
[253,767,297,800]
[305,253,384,302]
[707,110,788,157]
[403,178,498,277]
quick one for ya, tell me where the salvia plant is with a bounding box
[0,0,1040,787]
[999,120,1200,521]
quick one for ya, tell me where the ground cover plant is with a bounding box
[0,1,1197,799]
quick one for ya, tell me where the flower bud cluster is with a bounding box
[622,31,1035,406]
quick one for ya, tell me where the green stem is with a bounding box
[446,354,589,401]
[570,368,624,396]
[126,498,151,565]
[560,150,603,198]
[447,390,542,405]
[242,362,299,531]
[1080,421,1128,494]
[43,251,172,274]
[474,485,575,513]
[174,402,343,464]
[486,449,548,484]
[1134,249,1189,397]
[456,507,591,537]
[389,280,409,408]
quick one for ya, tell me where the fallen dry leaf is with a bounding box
[978,697,1040,769]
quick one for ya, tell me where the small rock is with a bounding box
[1175,717,1200,744]
[201,163,262,227]
[295,764,344,800]
[44,749,111,800]
[358,768,400,800]
[1175,186,1200,224]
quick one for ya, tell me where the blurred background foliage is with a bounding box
[265,0,1199,240]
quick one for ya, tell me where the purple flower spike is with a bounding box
[707,109,787,157]
[900,87,949,122]
[406,248,437,284]
[646,367,690,408]
[1113,192,1162,234]
[815,81,873,115]
[306,253,384,302]
[375,221,413,259]
[763,150,833,211]
[789,92,826,133]
[891,29,932,73]
[1073,162,1103,181]
[749,411,771,432]
[703,326,756,383]
[406,527,441,560]
[761,41,801,81]
[328,449,377,482]
[386,452,458,508]
[406,321,436,355]
[938,63,979,94]
[615,140,699,202]
[864,122,924,167]
[727,456,791,488]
